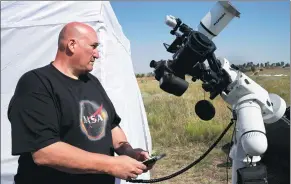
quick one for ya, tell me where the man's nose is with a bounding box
[93,49,99,59]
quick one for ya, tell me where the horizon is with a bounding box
[111,1,290,74]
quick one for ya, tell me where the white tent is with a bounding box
[1,1,152,183]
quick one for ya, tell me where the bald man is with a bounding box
[7,22,152,184]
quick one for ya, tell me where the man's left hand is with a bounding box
[129,148,155,172]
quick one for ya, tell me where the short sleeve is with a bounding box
[111,112,121,130]
[8,72,60,155]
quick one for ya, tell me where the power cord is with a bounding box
[127,119,235,183]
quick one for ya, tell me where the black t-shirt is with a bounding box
[7,63,121,184]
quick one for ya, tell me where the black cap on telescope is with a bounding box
[195,100,215,121]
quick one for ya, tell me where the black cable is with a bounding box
[127,120,235,183]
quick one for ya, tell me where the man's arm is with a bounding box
[32,141,146,179]
[32,141,114,174]
[112,126,149,161]
[112,125,134,157]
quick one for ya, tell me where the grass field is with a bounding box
[137,67,290,184]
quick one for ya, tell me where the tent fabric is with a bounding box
[1,1,152,184]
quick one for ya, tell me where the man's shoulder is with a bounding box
[16,64,53,90]
[30,63,54,76]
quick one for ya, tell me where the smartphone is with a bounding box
[142,153,166,166]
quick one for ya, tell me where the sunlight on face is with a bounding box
[75,32,100,73]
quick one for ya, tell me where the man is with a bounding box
[7,22,153,184]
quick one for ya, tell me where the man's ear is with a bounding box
[67,39,76,53]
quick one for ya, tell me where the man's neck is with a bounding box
[52,59,80,80]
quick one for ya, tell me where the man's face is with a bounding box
[73,31,100,73]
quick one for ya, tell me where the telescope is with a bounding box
[142,1,287,184]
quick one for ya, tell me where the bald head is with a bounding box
[53,22,99,77]
[58,22,96,51]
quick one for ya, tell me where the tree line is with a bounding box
[135,61,290,78]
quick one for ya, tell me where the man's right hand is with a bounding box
[109,155,147,180]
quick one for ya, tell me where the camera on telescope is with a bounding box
[150,2,240,99]
[150,17,230,99]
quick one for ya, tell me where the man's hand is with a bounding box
[112,126,155,172]
[127,148,155,172]
[126,148,149,161]
[109,155,147,180]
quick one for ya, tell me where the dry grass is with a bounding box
[148,143,233,184]
[137,67,290,183]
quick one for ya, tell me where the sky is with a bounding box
[111,1,290,74]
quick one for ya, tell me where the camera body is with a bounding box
[150,2,240,99]
[150,29,218,96]
[150,23,231,99]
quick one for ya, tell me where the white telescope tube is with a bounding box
[237,100,268,156]
[197,1,240,40]
[231,100,268,184]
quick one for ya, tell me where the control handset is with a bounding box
[142,153,166,166]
